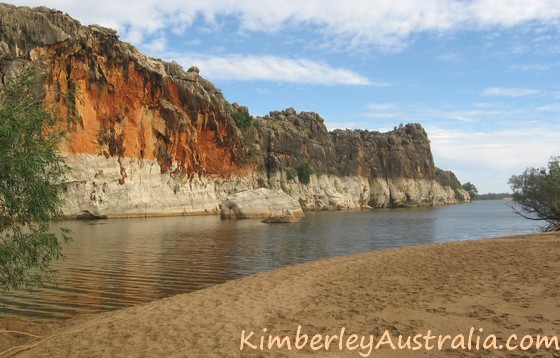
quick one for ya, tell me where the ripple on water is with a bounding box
[1,201,538,320]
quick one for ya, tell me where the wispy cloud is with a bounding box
[361,112,405,119]
[361,103,404,119]
[427,124,560,192]
[13,0,560,52]
[482,87,540,97]
[536,103,560,112]
[551,91,560,99]
[509,63,554,72]
[359,102,522,126]
[365,103,398,111]
[170,54,371,85]
[436,52,464,63]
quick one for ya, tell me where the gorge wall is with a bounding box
[0,4,469,218]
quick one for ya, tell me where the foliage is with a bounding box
[247,145,259,158]
[285,167,298,181]
[434,168,462,190]
[231,110,254,130]
[280,182,292,195]
[475,193,512,200]
[296,161,315,185]
[0,67,71,291]
[263,118,280,130]
[461,182,478,200]
[508,156,560,231]
[453,189,465,203]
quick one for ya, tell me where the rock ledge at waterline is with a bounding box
[220,188,304,220]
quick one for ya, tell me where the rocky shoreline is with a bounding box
[61,152,469,220]
[63,158,471,220]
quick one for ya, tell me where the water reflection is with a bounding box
[1,200,538,320]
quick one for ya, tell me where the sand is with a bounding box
[1,232,560,357]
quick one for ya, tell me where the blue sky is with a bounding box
[13,0,560,193]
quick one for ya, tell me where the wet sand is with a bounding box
[1,232,559,357]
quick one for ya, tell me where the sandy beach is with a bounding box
[1,232,559,357]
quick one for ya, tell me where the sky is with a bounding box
[12,0,560,193]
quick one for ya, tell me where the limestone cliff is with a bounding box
[250,109,468,209]
[0,4,469,218]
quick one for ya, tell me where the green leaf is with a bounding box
[0,65,72,293]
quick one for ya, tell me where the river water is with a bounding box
[1,200,539,320]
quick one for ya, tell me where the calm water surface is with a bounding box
[1,200,539,320]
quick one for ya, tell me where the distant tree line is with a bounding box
[461,182,512,200]
[474,193,512,200]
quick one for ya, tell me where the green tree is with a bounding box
[231,110,254,129]
[508,156,560,232]
[285,167,297,181]
[462,182,478,199]
[0,67,71,291]
[296,161,314,185]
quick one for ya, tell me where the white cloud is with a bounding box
[361,103,403,119]
[256,87,274,95]
[366,103,397,111]
[170,54,371,85]
[361,112,405,119]
[468,0,560,27]
[482,87,540,97]
[144,37,167,53]
[11,0,560,51]
[361,103,523,125]
[427,125,560,193]
[443,108,524,122]
[509,63,554,72]
[436,52,464,63]
[536,103,560,111]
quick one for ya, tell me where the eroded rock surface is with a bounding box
[220,188,305,219]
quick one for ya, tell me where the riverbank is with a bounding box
[2,232,559,357]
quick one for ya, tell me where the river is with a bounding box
[0,200,539,320]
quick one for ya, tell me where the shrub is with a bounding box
[285,167,298,181]
[231,111,253,129]
[296,161,314,185]
[453,189,465,203]
[509,156,560,231]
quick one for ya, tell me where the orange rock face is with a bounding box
[31,29,248,178]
